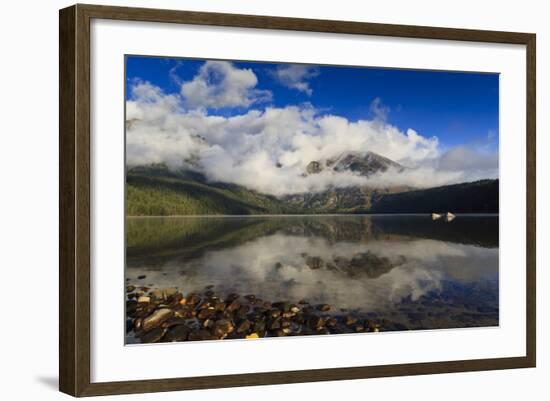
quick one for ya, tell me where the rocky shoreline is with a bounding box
[126,283,407,344]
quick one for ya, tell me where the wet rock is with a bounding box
[137,275,146,280]
[237,319,251,334]
[213,319,234,338]
[162,317,187,329]
[197,308,214,320]
[126,300,137,316]
[298,299,309,305]
[133,318,143,332]
[345,315,358,326]
[290,322,302,334]
[290,305,301,313]
[126,285,136,293]
[186,293,201,306]
[142,309,173,332]
[269,309,282,319]
[188,330,214,341]
[226,300,241,313]
[137,296,150,304]
[326,317,338,327]
[308,315,325,331]
[253,320,266,334]
[354,324,365,332]
[317,304,331,312]
[236,305,250,319]
[244,294,256,301]
[269,318,282,330]
[226,293,240,303]
[140,327,166,343]
[204,284,214,290]
[272,301,289,311]
[204,290,214,298]
[164,325,189,342]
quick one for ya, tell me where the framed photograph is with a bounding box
[59,4,536,397]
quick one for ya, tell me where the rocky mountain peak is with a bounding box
[305,151,403,177]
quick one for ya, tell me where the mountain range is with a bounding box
[126,151,498,216]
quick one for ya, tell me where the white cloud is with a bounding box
[126,81,498,196]
[271,64,319,96]
[180,61,272,109]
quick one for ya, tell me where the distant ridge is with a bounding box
[126,164,498,216]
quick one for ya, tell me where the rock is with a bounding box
[137,275,146,280]
[253,320,266,334]
[133,318,143,332]
[188,330,214,341]
[272,301,289,311]
[226,293,240,302]
[269,318,282,330]
[164,287,178,298]
[290,305,301,313]
[298,299,308,304]
[213,319,234,338]
[236,305,250,319]
[244,294,256,301]
[151,289,164,300]
[142,309,173,332]
[164,325,189,342]
[345,315,358,326]
[126,300,137,316]
[126,285,136,293]
[326,317,338,327]
[317,304,331,312]
[197,308,214,320]
[226,300,241,313]
[186,293,201,305]
[237,319,251,334]
[161,317,187,329]
[204,284,214,290]
[269,309,282,319]
[140,327,166,343]
[137,296,150,304]
[308,315,325,331]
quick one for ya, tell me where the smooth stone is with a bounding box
[142,309,173,332]
[213,319,234,338]
[237,319,251,334]
[140,327,166,343]
[137,296,150,304]
[126,285,136,293]
[317,304,331,312]
[164,325,189,342]
[137,275,146,280]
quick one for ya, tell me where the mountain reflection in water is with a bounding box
[126,215,498,331]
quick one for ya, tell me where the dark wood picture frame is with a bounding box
[59,3,536,397]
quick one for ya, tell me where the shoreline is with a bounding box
[126,213,500,218]
[126,285,405,344]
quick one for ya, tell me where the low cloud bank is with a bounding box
[126,64,498,197]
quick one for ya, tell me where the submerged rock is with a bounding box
[142,309,173,332]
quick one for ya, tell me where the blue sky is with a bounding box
[126,55,499,152]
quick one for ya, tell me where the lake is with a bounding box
[125,214,498,341]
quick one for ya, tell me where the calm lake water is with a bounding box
[126,214,499,333]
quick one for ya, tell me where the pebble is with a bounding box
[142,309,173,332]
[126,287,394,344]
